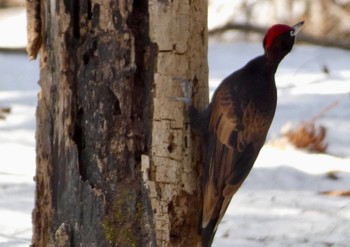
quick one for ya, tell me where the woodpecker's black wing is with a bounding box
[201,70,275,245]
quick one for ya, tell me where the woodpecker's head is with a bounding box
[263,21,304,61]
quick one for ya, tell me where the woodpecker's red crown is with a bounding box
[264,21,304,49]
[264,24,292,49]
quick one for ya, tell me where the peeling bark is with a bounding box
[30,1,208,246]
[26,0,42,60]
[145,1,208,246]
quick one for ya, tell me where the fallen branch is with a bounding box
[320,190,350,197]
[209,23,350,51]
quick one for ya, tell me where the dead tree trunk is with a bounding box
[28,0,208,246]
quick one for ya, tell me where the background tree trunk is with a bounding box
[29,0,208,246]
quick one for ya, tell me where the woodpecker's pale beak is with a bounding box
[290,21,304,36]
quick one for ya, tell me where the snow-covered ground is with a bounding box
[0,52,38,246]
[1,42,350,246]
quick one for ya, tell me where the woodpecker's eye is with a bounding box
[290,30,295,36]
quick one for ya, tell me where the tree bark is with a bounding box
[29,0,208,247]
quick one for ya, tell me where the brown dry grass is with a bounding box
[285,122,327,153]
[0,107,11,120]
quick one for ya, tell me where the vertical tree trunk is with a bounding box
[28,0,208,246]
[144,1,208,246]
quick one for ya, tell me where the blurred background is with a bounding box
[0,1,39,246]
[0,0,26,49]
[208,0,350,49]
[0,1,349,247]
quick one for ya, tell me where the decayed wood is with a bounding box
[26,0,41,59]
[33,1,146,246]
[32,0,208,246]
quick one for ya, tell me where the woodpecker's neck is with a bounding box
[264,51,288,74]
[263,34,295,73]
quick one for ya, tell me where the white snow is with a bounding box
[0,52,38,246]
[1,42,350,246]
[0,8,27,49]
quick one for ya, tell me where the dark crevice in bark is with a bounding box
[72,1,80,39]
[63,0,80,39]
[87,0,92,20]
[74,108,86,181]
[127,0,154,157]
[91,4,100,29]
[82,39,97,65]
[126,1,157,245]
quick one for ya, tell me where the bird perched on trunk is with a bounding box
[190,21,304,247]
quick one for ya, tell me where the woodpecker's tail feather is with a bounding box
[201,221,217,247]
